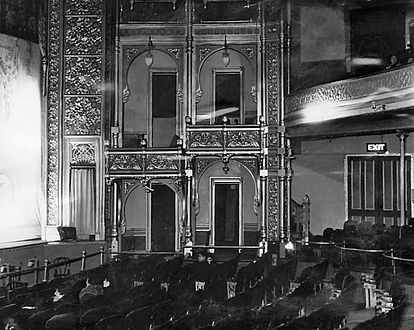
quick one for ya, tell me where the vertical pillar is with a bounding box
[397,131,408,226]
[303,195,310,243]
[286,138,293,241]
[184,165,193,255]
[110,180,119,254]
[185,0,193,122]
[278,1,287,242]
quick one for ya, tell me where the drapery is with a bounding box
[69,168,96,237]
[0,34,43,243]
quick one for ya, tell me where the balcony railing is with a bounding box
[106,148,184,176]
[186,124,264,154]
[285,63,414,127]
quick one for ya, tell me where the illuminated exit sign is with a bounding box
[366,143,387,153]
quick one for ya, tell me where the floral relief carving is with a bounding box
[108,155,142,171]
[47,0,61,225]
[227,131,260,148]
[286,65,414,113]
[65,57,102,95]
[240,159,257,172]
[65,0,103,15]
[146,155,179,171]
[167,48,181,60]
[71,143,95,165]
[64,97,101,135]
[126,48,141,62]
[189,131,222,148]
[268,177,279,241]
[199,48,211,62]
[123,179,138,195]
[196,159,210,174]
[241,47,255,59]
[267,42,279,125]
[65,17,102,55]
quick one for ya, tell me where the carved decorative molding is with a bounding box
[126,48,141,62]
[226,131,260,148]
[177,84,184,104]
[65,17,102,55]
[268,177,278,241]
[250,85,257,103]
[188,131,222,148]
[64,97,102,135]
[199,48,211,62]
[241,47,254,59]
[123,179,138,195]
[267,42,279,125]
[146,154,180,171]
[195,85,203,103]
[71,143,95,165]
[195,27,260,36]
[64,57,102,95]
[120,27,186,37]
[196,159,211,174]
[167,48,181,60]
[286,65,414,114]
[65,0,103,15]
[122,85,131,103]
[46,0,61,225]
[239,159,257,173]
[108,154,143,171]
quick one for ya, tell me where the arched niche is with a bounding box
[194,159,259,245]
[123,49,179,147]
[196,48,256,125]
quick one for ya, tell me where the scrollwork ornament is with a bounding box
[71,143,95,165]
[241,47,255,59]
[199,48,211,62]
[189,131,222,148]
[268,177,279,241]
[123,179,138,195]
[227,131,260,148]
[167,48,181,60]
[122,85,131,103]
[177,84,184,104]
[195,85,203,104]
[250,85,257,103]
[126,48,140,62]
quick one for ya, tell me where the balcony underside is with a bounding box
[285,64,414,139]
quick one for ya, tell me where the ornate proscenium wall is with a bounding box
[46,0,106,235]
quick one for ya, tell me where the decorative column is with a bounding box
[259,116,268,256]
[286,138,293,241]
[184,164,193,255]
[265,3,281,243]
[397,131,408,226]
[278,0,287,244]
[110,179,120,254]
[185,0,194,122]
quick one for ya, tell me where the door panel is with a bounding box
[151,184,175,251]
[347,156,411,225]
[214,183,239,246]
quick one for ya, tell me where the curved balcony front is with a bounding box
[285,64,414,138]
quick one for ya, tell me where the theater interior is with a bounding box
[0,0,414,328]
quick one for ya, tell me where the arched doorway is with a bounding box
[151,183,176,251]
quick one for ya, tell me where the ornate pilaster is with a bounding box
[397,131,409,226]
[46,0,62,225]
[265,11,281,241]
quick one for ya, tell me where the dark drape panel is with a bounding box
[69,168,96,236]
[224,184,239,242]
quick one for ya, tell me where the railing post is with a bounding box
[100,247,105,266]
[302,195,310,244]
[81,251,86,271]
[391,248,396,275]
[43,260,49,282]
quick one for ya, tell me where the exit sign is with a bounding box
[366,143,387,153]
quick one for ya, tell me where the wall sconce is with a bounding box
[145,36,154,67]
[222,35,230,67]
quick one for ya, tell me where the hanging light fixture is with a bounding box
[145,36,154,67]
[222,35,230,67]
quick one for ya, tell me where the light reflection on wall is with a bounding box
[0,33,44,243]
